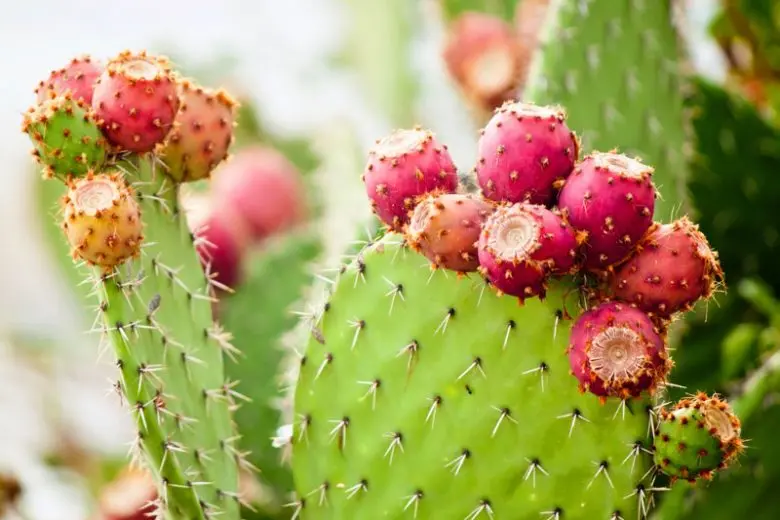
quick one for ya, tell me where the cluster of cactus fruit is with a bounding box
[287,100,745,519]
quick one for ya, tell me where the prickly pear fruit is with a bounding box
[159,79,238,182]
[654,393,743,482]
[610,216,724,317]
[61,172,143,269]
[96,468,157,520]
[362,127,459,230]
[291,233,654,520]
[35,55,103,105]
[22,95,108,180]
[442,12,521,111]
[211,146,308,240]
[558,152,656,271]
[406,193,495,272]
[92,51,180,153]
[567,301,671,400]
[475,101,578,205]
[477,203,577,300]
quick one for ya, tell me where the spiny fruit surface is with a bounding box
[567,301,671,400]
[292,234,654,520]
[211,146,308,240]
[362,127,458,231]
[558,152,656,271]
[654,393,743,482]
[477,202,577,300]
[610,216,724,317]
[475,101,578,206]
[22,95,107,180]
[35,55,103,105]
[92,50,179,153]
[405,192,495,272]
[160,78,237,182]
[61,172,143,269]
[442,11,521,111]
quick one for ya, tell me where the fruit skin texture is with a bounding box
[558,151,656,271]
[92,50,180,153]
[567,301,671,400]
[61,172,143,269]
[477,202,578,300]
[22,95,108,180]
[405,192,495,272]
[95,467,157,520]
[654,393,743,482]
[35,55,103,105]
[610,216,724,317]
[442,12,521,111]
[211,146,308,241]
[475,101,579,206]
[159,78,238,182]
[362,127,459,231]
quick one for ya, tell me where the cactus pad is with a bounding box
[291,234,656,519]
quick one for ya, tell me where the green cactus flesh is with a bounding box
[522,0,690,216]
[22,96,107,181]
[95,156,240,520]
[291,234,656,519]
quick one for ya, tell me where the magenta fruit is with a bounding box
[362,127,459,231]
[475,101,578,205]
[610,216,724,317]
[406,193,496,272]
[92,50,180,153]
[558,151,656,271]
[477,202,578,301]
[35,55,103,105]
[567,301,671,400]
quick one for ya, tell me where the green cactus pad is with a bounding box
[653,393,743,482]
[291,234,656,519]
[22,96,107,181]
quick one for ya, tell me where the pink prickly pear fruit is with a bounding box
[477,202,579,301]
[92,50,180,153]
[35,55,103,105]
[558,151,656,271]
[609,216,724,317]
[475,101,579,206]
[442,12,521,111]
[159,78,238,182]
[567,301,672,401]
[61,172,144,270]
[406,193,496,272]
[362,127,459,231]
[95,467,157,520]
[211,146,308,241]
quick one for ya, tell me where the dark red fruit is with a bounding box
[35,55,103,105]
[567,301,671,400]
[477,202,578,301]
[610,216,724,317]
[406,193,496,272]
[362,127,458,231]
[475,101,578,205]
[558,151,656,271]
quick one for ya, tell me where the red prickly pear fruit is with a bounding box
[35,55,103,105]
[513,0,551,88]
[61,172,144,270]
[95,467,157,520]
[92,50,180,153]
[475,101,579,206]
[558,151,656,271]
[609,216,724,317]
[159,78,238,182]
[362,127,459,231]
[567,301,672,400]
[406,193,496,272]
[477,202,578,301]
[211,146,308,241]
[442,12,521,111]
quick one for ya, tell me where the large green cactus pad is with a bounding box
[291,234,655,519]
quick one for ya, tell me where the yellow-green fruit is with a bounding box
[61,172,144,269]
